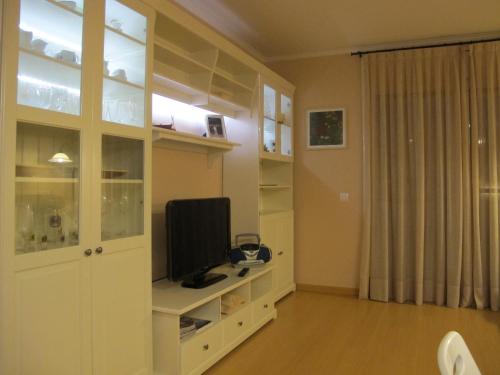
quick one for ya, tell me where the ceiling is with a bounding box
[173,0,500,61]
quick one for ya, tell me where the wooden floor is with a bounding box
[206,291,500,375]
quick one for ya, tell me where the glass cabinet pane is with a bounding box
[263,84,276,120]
[281,94,292,126]
[281,125,292,156]
[263,85,276,153]
[264,118,276,153]
[18,0,84,115]
[16,122,80,254]
[101,135,144,241]
[102,0,147,127]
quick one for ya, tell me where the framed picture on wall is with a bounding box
[206,115,227,139]
[307,108,346,149]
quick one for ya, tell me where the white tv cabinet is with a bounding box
[152,264,276,375]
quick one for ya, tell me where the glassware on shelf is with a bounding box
[101,135,144,241]
[16,122,80,255]
[263,85,276,120]
[17,0,84,115]
[263,118,276,153]
[281,125,292,156]
[102,0,147,127]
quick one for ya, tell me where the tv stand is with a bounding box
[182,272,227,289]
[152,264,276,375]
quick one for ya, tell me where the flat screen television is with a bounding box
[166,197,230,288]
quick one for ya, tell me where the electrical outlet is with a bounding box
[340,192,349,202]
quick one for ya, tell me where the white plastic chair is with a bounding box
[438,331,481,375]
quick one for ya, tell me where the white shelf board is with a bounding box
[155,36,212,71]
[260,152,294,163]
[20,47,81,71]
[259,209,294,216]
[103,76,144,100]
[16,177,78,183]
[18,49,82,91]
[101,179,143,184]
[152,264,274,315]
[153,73,208,106]
[259,185,292,190]
[152,127,239,153]
[213,68,254,92]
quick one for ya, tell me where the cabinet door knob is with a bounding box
[203,344,209,351]
[278,251,284,256]
[264,304,269,309]
[84,249,92,256]
[95,247,103,254]
[238,321,243,327]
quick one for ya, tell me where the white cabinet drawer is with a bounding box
[181,325,223,375]
[252,295,274,324]
[223,305,252,345]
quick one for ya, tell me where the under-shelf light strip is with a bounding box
[18,75,80,96]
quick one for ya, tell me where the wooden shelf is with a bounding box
[152,127,240,153]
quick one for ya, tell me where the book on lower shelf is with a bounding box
[180,316,212,339]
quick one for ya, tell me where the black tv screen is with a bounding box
[166,197,230,282]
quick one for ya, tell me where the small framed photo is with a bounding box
[206,115,226,139]
[307,108,346,149]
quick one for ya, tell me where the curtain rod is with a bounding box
[351,37,500,57]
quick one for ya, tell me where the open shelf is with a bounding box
[152,127,239,153]
[153,59,210,94]
[210,74,253,108]
[215,50,257,90]
[155,13,218,69]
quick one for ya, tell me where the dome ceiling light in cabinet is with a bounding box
[48,152,73,164]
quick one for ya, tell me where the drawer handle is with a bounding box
[264,304,269,309]
[278,251,284,256]
[203,344,209,351]
[238,321,243,327]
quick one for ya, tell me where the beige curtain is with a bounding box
[469,42,500,310]
[360,43,500,310]
[360,46,473,308]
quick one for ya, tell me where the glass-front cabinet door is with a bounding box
[15,122,80,254]
[101,135,144,241]
[280,94,293,157]
[263,84,276,154]
[102,0,147,127]
[17,0,84,115]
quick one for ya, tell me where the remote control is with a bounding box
[238,267,250,277]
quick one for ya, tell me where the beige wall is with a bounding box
[268,55,363,289]
[151,147,223,281]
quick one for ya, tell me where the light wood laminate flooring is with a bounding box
[207,291,500,374]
